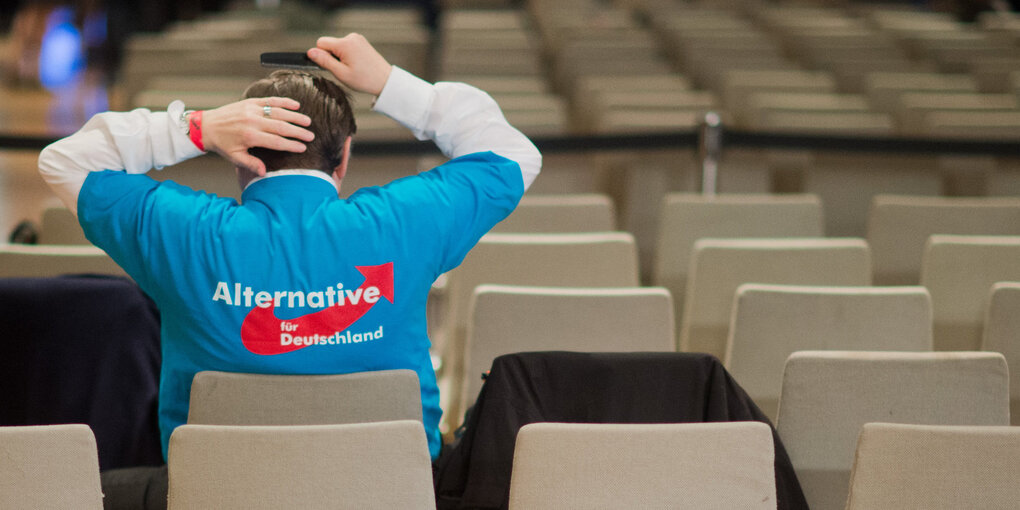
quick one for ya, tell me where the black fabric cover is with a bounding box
[0,275,163,470]
[435,351,808,510]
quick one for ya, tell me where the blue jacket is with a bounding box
[78,152,523,459]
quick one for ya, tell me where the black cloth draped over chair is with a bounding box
[0,275,164,470]
[435,351,808,510]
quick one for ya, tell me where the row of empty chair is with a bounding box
[108,0,1020,248]
[115,1,1020,139]
[436,233,1020,433]
[7,194,1020,427]
[181,352,1010,510]
[22,191,1020,286]
[2,346,1015,509]
[6,234,1017,430]
[6,421,1020,509]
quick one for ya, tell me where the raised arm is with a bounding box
[308,33,541,189]
[38,98,314,215]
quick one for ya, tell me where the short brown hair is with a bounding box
[243,70,357,174]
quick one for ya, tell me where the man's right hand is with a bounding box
[307,34,392,97]
[200,97,313,176]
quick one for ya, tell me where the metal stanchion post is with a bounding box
[698,111,722,196]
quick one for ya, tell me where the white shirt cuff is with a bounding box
[372,66,434,140]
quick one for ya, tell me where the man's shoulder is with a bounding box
[79,169,238,222]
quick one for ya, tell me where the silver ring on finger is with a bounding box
[263,105,272,118]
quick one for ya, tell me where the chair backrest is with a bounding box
[440,232,640,427]
[920,234,1020,351]
[680,238,871,359]
[168,421,435,510]
[981,281,1020,425]
[726,284,933,421]
[508,422,776,510]
[490,193,617,233]
[776,351,1010,510]
[846,423,1020,510]
[866,194,1020,285]
[653,192,824,335]
[460,285,674,416]
[0,424,103,509]
[38,207,90,245]
[0,243,126,278]
[188,369,423,425]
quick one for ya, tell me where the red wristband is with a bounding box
[188,110,205,151]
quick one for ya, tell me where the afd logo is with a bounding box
[212,263,394,355]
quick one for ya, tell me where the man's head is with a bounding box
[243,70,357,175]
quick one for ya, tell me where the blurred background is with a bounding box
[2,0,1019,272]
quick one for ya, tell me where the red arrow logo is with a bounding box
[240,263,394,355]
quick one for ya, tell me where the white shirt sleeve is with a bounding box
[372,66,542,190]
[37,101,205,215]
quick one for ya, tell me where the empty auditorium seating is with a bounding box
[924,111,1020,139]
[845,423,1020,510]
[509,422,776,510]
[679,238,871,359]
[739,92,872,131]
[920,234,1020,351]
[776,351,1010,510]
[982,282,1020,425]
[802,155,942,238]
[167,421,435,509]
[653,192,825,335]
[894,92,1018,135]
[863,72,980,113]
[188,369,423,425]
[5,2,1020,506]
[726,284,933,420]
[866,195,1020,285]
[0,424,103,509]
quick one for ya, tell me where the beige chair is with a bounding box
[653,193,825,336]
[721,69,837,113]
[188,369,423,425]
[866,195,1020,285]
[38,207,90,245]
[0,424,103,509]
[925,110,1020,139]
[982,281,1020,425]
[583,90,717,134]
[756,111,895,135]
[846,423,1020,510]
[168,421,434,510]
[491,194,616,233]
[0,243,126,278]
[804,157,942,239]
[863,72,979,113]
[508,422,776,510]
[438,232,640,429]
[740,92,872,130]
[726,284,933,421]
[680,238,871,360]
[893,92,1017,134]
[460,285,674,418]
[920,235,1020,351]
[776,351,1010,510]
